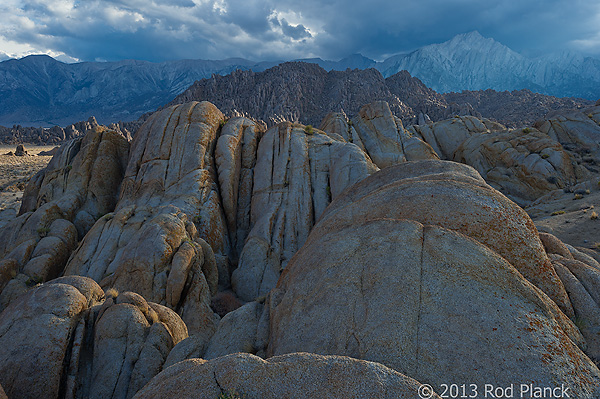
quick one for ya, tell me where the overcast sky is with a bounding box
[1,0,599,63]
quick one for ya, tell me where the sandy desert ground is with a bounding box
[0,144,57,228]
[528,179,600,254]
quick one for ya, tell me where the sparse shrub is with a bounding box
[211,291,243,317]
[37,226,50,237]
[591,211,599,220]
[242,341,255,354]
[326,185,331,199]
[25,276,42,287]
[255,294,267,303]
[304,125,314,134]
[589,113,594,118]
[522,127,532,133]
[193,215,202,224]
[65,164,72,172]
[574,194,584,200]
[586,189,591,194]
[101,213,114,221]
[551,210,566,216]
[574,316,587,330]
[217,391,244,399]
[541,153,549,159]
[106,288,119,299]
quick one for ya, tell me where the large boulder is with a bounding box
[320,102,439,168]
[541,232,600,364]
[0,277,103,399]
[267,161,600,395]
[408,115,504,160]
[0,128,129,310]
[64,102,225,334]
[203,301,264,360]
[164,300,266,367]
[455,128,585,205]
[315,160,573,316]
[19,128,130,234]
[0,276,187,399]
[231,120,378,301]
[85,291,188,399]
[536,106,600,162]
[134,352,441,399]
[268,218,599,395]
[409,115,586,205]
[64,205,218,334]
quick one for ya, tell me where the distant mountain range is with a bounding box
[379,31,600,100]
[165,62,591,129]
[0,31,598,127]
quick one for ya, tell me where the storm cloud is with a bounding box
[0,0,599,62]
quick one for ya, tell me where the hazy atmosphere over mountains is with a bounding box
[0,31,599,127]
[1,0,600,126]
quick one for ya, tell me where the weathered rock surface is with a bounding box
[408,115,504,160]
[9,100,377,335]
[268,216,598,395]
[408,115,587,205]
[19,127,129,231]
[231,120,378,301]
[0,276,187,399]
[204,301,264,360]
[455,127,586,204]
[65,102,223,333]
[0,276,102,399]
[320,102,439,168]
[3,99,599,398]
[314,160,573,316]
[86,291,188,399]
[134,352,441,399]
[0,128,129,310]
[541,232,600,364]
[535,105,600,171]
[164,301,266,367]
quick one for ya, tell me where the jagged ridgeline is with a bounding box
[164,62,592,129]
[1,100,600,398]
[1,31,598,130]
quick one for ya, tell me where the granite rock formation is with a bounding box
[0,100,599,398]
[133,353,441,399]
[267,161,599,395]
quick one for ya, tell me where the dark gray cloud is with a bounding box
[276,18,312,40]
[0,0,598,62]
